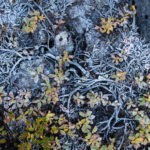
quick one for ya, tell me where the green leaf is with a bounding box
[0,86,3,93]
[82,124,91,133]
[79,112,86,117]
[37,66,43,74]
[2,131,7,136]
[86,110,92,116]
[85,132,92,140]
[92,126,98,134]
[0,126,4,131]
[51,126,59,134]
[38,102,41,109]
[22,25,30,33]
[101,145,108,150]
[60,130,66,135]
[28,127,34,132]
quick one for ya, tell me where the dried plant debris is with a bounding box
[0,0,150,149]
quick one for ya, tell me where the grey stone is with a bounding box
[55,31,74,54]
[67,3,95,34]
[68,5,85,19]
[74,17,93,34]
[36,29,48,44]
[85,29,101,48]
[12,58,54,89]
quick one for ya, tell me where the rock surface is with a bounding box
[55,31,74,54]
[135,0,150,42]
[11,58,54,89]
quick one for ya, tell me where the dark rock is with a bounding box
[89,11,101,25]
[18,28,48,48]
[135,0,150,42]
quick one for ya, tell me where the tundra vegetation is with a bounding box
[0,0,150,149]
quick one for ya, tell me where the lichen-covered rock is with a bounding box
[68,5,86,19]
[55,31,74,54]
[11,58,54,89]
[85,29,101,49]
[68,5,94,34]
[73,17,93,34]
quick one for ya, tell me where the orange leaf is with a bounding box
[131,5,136,14]
[34,16,38,22]
[4,116,11,123]
[9,92,14,98]
[56,20,65,25]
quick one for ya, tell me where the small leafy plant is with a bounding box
[111,54,123,65]
[98,5,136,34]
[22,10,45,33]
[99,17,118,34]
[111,71,127,82]
[50,52,74,86]
[128,95,150,148]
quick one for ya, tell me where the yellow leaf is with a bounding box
[147,95,150,102]
[0,138,6,144]
[148,124,150,130]
[38,15,46,21]
[46,113,55,118]
[101,18,106,23]
[131,5,136,14]
[30,134,34,139]
[99,27,106,33]
[46,89,50,95]
[34,16,38,22]
[9,113,15,121]
[63,128,68,132]
[34,10,40,16]
[30,29,34,33]
[133,137,143,144]
[128,136,135,141]
[27,143,32,150]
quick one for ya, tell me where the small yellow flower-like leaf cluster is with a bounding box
[111,71,127,82]
[99,18,117,34]
[98,5,136,34]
